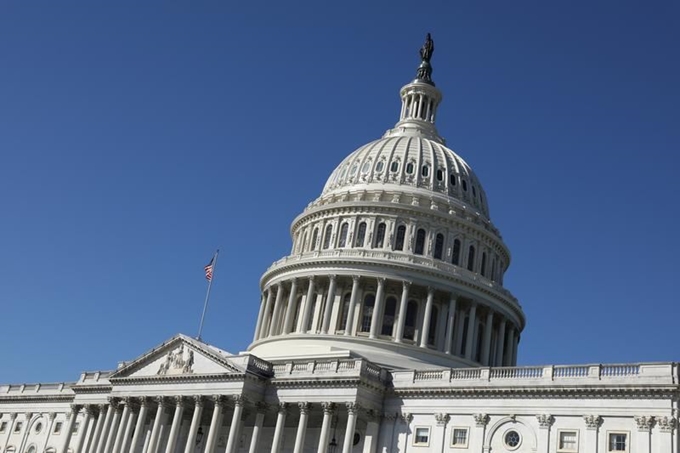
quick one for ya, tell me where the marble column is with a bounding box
[183,397,204,453]
[495,321,506,367]
[344,276,360,336]
[95,403,115,453]
[655,416,676,452]
[61,405,82,453]
[282,279,299,334]
[472,414,489,453]
[119,404,138,453]
[204,397,225,453]
[293,403,311,453]
[270,403,287,453]
[129,398,150,453]
[536,414,554,453]
[300,277,316,333]
[464,303,477,360]
[111,398,131,453]
[369,278,386,339]
[253,294,267,342]
[146,398,168,453]
[164,397,186,453]
[433,414,450,453]
[445,295,458,354]
[316,403,335,453]
[420,288,435,348]
[104,402,123,453]
[583,415,602,453]
[260,289,275,340]
[394,281,411,343]
[342,404,360,453]
[225,396,245,453]
[321,276,337,334]
[268,283,285,337]
[248,403,267,453]
[634,416,654,453]
[481,311,494,366]
[74,406,95,453]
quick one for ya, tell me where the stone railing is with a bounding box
[0,382,74,396]
[392,363,678,388]
[263,248,520,309]
[271,358,387,384]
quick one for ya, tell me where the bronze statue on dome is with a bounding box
[419,33,434,62]
[415,33,435,84]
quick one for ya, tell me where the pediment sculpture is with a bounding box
[157,344,194,375]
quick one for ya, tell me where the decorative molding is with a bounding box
[346,403,361,415]
[321,402,336,415]
[212,395,227,408]
[435,413,450,426]
[583,415,602,429]
[84,405,97,417]
[474,413,490,427]
[634,415,655,432]
[536,414,554,428]
[277,402,288,414]
[193,396,205,408]
[657,416,677,432]
[399,412,412,423]
[232,395,246,407]
[298,402,311,415]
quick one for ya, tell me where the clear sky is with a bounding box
[1,1,678,384]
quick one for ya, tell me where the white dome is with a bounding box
[322,134,490,218]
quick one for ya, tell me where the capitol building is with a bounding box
[1,37,677,453]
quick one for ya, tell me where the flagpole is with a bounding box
[197,249,219,341]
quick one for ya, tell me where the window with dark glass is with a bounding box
[404,301,418,340]
[436,168,443,181]
[394,225,406,251]
[462,179,468,191]
[360,294,375,332]
[472,186,477,197]
[322,225,333,249]
[374,222,386,248]
[491,258,496,281]
[481,252,487,276]
[450,173,456,186]
[375,161,384,172]
[338,222,349,248]
[452,239,461,265]
[434,233,444,260]
[467,245,475,271]
[382,297,397,336]
[421,165,430,177]
[339,293,351,331]
[428,306,438,345]
[310,228,318,251]
[390,161,399,172]
[414,229,426,255]
[406,162,414,174]
[355,222,366,247]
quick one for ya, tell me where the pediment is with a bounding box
[110,334,243,380]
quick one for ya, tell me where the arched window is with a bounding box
[306,296,317,332]
[382,297,397,336]
[322,225,333,249]
[355,222,366,247]
[339,293,351,331]
[481,252,487,276]
[414,229,426,255]
[462,180,468,192]
[301,231,308,253]
[360,294,375,333]
[449,173,456,186]
[310,228,318,251]
[394,225,406,251]
[292,296,303,332]
[421,165,430,177]
[452,239,461,265]
[436,168,443,181]
[428,306,439,345]
[338,223,349,248]
[375,160,385,173]
[434,233,444,260]
[406,162,414,174]
[404,301,418,341]
[390,161,399,172]
[467,245,475,271]
[374,222,386,248]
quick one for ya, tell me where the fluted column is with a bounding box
[95,402,115,453]
[504,325,514,366]
[395,281,411,343]
[369,278,386,339]
[87,407,107,453]
[253,294,267,342]
[61,405,82,453]
[129,398,150,453]
[481,311,494,365]
[342,404,360,453]
[260,289,275,340]
[293,403,311,453]
[300,277,316,333]
[119,403,138,453]
[204,397,225,453]
[445,295,458,354]
[183,397,204,453]
[282,279,299,334]
[495,321,507,367]
[344,276,360,336]
[225,396,245,453]
[111,400,131,453]
[103,402,123,453]
[316,403,335,453]
[464,303,477,360]
[248,403,267,453]
[270,403,287,453]
[146,398,168,453]
[74,406,95,453]
[321,276,337,334]
[419,288,435,348]
[268,283,285,337]
[164,397,185,453]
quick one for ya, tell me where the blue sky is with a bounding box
[1,1,678,383]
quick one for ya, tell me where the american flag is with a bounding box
[204,257,214,282]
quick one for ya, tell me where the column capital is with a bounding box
[121,396,135,407]
[426,286,435,296]
[232,395,247,407]
[155,396,170,409]
[376,277,386,285]
[634,415,655,432]
[536,414,554,428]
[583,414,602,429]
[352,275,361,283]
[70,404,83,414]
[276,402,288,414]
[193,396,205,407]
[308,276,315,283]
[173,396,187,408]
[107,396,121,406]
[473,413,489,427]
[435,413,450,426]
[137,396,152,408]
[211,395,227,408]
[399,412,412,423]
[402,280,411,289]
[84,405,97,417]
[346,403,361,415]
[298,402,311,415]
[321,402,336,415]
[657,416,677,432]
[329,274,337,282]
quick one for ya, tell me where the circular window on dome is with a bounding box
[375,160,385,173]
[504,430,521,450]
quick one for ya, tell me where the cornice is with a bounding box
[0,394,75,403]
[110,373,249,386]
[390,386,680,400]
[270,376,387,393]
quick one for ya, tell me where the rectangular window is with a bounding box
[54,422,63,434]
[558,430,578,452]
[608,432,628,452]
[413,427,430,446]
[14,422,23,433]
[0,422,7,433]
[451,427,469,448]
